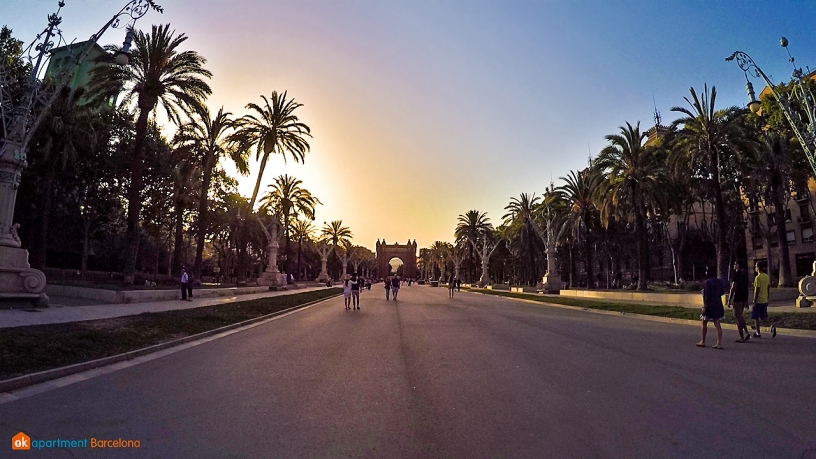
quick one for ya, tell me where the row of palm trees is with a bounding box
[84,24,317,283]
[5,21,370,283]
[433,84,807,290]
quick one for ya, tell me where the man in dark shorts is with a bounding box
[350,273,361,310]
[751,261,775,338]
[391,275,401,300]
[728,261,751,342]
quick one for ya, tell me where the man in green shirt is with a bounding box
[751,261,776,338]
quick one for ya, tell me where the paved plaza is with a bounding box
[2,284,815,458]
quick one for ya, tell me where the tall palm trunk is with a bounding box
[584,225,595,289]
[283,211,291,275]
[123,106,151,283]
[172,201,184,275]
[193,153,216,277]
[30,159,57,270]
[770,174,793,286]
[296,237,303,281]
[634,196,648,290]
[710,150,728,279]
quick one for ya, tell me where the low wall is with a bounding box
[560,289,703,306]
[46,285,272,304]
[486,284,510,291]
[511,286,538,293]
[560,287,800,305]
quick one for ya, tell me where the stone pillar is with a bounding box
[0,155,48,306]
[316,244,330,283]
[541,235,563,293]
[257,238,285,287]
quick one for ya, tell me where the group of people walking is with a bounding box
[698,260,776,349]
[342,274,408,309]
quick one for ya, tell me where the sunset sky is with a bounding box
[6,0,816,251]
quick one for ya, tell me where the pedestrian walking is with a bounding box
[751,261,776,338]
[180,268,189,301]
[728,261,751,342]
[385,276,391,300]
[343,275,352,310]
[456,278,461,291]
[697,266,724,349]
[351,272,361,310]
[448,273,456,298]
[391,275,401,300]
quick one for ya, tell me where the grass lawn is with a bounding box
[468,289,816,331]
[0,288,341,381]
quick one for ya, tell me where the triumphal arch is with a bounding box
[376,239,418,278]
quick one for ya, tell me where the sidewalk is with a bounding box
[0,286,330,329]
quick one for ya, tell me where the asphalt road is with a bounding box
[2,285,816,458]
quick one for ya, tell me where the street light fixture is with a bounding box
[0,0,161,305]
[727,37,816,176]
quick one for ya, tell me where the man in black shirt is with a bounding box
[728,261,751,342]
[351,273,361,310]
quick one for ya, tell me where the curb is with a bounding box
[464,290,816,339]
[0,293,340,394]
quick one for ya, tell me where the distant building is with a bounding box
[44,40,109,104]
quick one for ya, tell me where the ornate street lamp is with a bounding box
[0,0,161,305]
[728,39,816,307]
[727,37,816,176]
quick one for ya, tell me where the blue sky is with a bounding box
[5,0,816,249]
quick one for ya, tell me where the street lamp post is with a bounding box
[0,0,161,305]
[727,38,816,307]
[727,38,816,176]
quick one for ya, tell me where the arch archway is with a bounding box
[376,239,417,279]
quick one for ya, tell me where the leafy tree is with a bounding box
[670,85,752,279]
[260,174,321,276]
[454,210,492,283]
[174,106,247,277]
[88,23,212,283]
[25,87,96,269]
[291,218,316,280]
[594,121,661,290]
[556,169,603,289]
[502,193,543,286]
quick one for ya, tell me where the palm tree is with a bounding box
[174,106,248,277]
[260,174,322,276]
[670,85,752,279]
[319,220,351,281]
[455,210,492,283]
[321,220,353,256]
[230,91,312,210]
[89,24,212,283]
[594,121,660,290]
[169,147,200,275]
[503,193,542,286]
[556,169,603,289]
[291,219,316,280]
[745,132,804,286]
